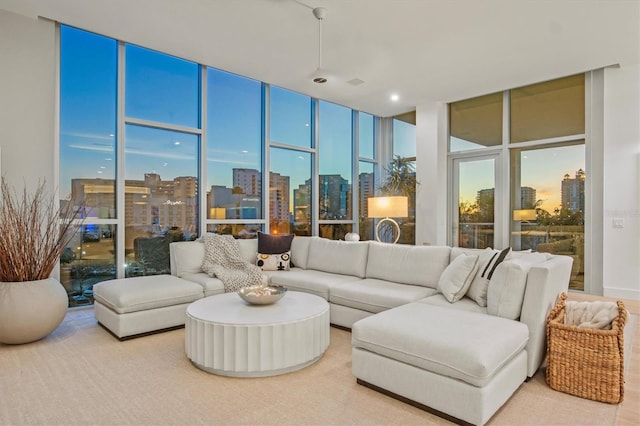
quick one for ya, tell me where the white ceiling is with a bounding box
[2,0,639,117]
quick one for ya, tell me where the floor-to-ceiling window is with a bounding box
[268,86,314,236]
[449,92,503,249]
[318,100,353,240]
[59,26,118,306]
[388,118,416,244]
[205,68,263,237]
[59,25,380,306]
[123,44,201,278]
[358,112,377,241]
[449,74,586,290]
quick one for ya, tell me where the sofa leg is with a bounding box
[356,378,474,426]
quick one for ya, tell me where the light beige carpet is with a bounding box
[0,308,631,425]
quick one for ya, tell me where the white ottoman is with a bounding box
[93,274,204,339]
[352,303,530,426]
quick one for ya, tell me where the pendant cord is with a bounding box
[317,17,323,70]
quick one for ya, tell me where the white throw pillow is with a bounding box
[437,253,479,303]
[486,253,548,319]
[256,252,291,271]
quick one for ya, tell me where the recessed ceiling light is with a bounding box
[241,150,249,153]
[174,141,181,146]
[390,94,399,102]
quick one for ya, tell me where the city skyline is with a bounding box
[459,144,585,213]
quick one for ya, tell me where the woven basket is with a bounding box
[546,292,627,404]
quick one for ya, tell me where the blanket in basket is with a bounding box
[201,233,264,292]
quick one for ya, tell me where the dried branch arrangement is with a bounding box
[0,178,84,282]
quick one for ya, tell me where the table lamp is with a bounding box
[367,196,408,244]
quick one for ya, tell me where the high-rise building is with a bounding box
[476,186,537,218]
[318,174,350,220]
[520,187,537,209]
[269,172,290,223]
[232,168,261,196]
[359,172,375,218]
[561,169,586,213]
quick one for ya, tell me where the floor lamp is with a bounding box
[367,196,408,244]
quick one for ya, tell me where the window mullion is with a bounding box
[116,40,126,278]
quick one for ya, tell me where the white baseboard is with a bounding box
[604,286,640,301]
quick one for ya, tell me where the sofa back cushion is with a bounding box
[170,241,205,277]
[307,238,369,278]
[237,238,258,264]
[487,253,548,319]
[290,236,313,269]
[366,242,451,288]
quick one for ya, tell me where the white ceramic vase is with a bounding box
[345,232,360,242]
[0,278,69,344]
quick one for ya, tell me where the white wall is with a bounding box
[415,101,448,246]
[602,63,640,300]
[0,9,56,193]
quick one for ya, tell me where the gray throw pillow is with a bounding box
[257,232,294,254]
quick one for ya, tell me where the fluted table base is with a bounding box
[186,291,330,377]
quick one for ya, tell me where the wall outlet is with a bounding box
[612,218,624,228]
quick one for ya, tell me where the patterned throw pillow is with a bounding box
[466,247,511,307]
[256,251,291,271]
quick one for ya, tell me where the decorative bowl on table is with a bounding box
[238,284,288,305]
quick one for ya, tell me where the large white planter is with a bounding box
[0,278,69,344]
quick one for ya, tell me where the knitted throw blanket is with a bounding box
[201,233,264,293]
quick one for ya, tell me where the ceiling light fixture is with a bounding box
[312,7,328,84]
[390,93,399,102]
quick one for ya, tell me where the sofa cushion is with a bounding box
[171,241,205,277]
[330,278,436,314]
[366,242,451,288]
[466,247,511,307]
[437,253,479,302]
[307,238,369,278]
[352,303,529,387]
[487,253,548,320]
[266,268,361,300]
[180,272,225,297]
[93,275,204,314]
[236,238,258,264]
[417,294,488,315]
[290,236,314,269]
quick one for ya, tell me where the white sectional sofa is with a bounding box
[98,236,572,425]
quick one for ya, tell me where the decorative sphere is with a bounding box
[345,232,360,242]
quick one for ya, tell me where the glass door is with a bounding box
[451,156,498,249]
[510,143,585,290]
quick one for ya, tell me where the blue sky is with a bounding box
[60,25,364,204]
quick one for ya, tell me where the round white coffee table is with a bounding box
[185,291,330,377]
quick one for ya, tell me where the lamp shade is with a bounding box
[367,196,408,218]
[512,209,537,221]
